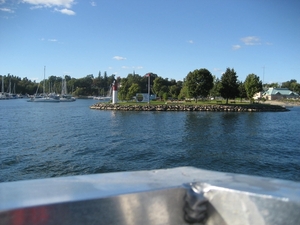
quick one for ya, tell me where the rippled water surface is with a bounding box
[1,99,299,182]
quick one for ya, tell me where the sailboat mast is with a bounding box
[61,77,64,95]
[64,76,67,95]
[1,75,4,95]
[43,66,46,96]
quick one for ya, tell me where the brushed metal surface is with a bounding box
[0,167,299,225]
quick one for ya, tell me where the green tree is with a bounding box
[282,79,300,94]
[184,68,213,102]
[127,73,143,88]
[264,82,279,89]
[118,78,130,101]
[210,76,221,98]
[293,83,300,94]
[102,71,109,94]
[244,73,262,103]
[169,85,180,99]
[153,77,165,100]
[219,68,239,104]
[93,71,103,95]
[73,87,86,96]
[238,81,247,102]
[73,75,94,96]
[127,83,141,100]
[68,78,76,95]
[282,79,296,90]
[162,92,168,102]
[178,84,189,100]
[160,85,169,100]
[169,80,182,99]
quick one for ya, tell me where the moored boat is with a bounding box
[28,67,60,103]
[60,94,76,102]
[28,96,60,102]
[59,76,76,102]
[93,96,111,101]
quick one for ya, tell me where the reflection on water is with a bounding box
[0,99,299,182]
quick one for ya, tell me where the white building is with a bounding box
[262,88,299,100]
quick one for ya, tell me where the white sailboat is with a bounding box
[27,66,60,102]
[59,76,76,102]
[6,78,17,99]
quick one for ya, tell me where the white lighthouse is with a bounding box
[112,78,118,104]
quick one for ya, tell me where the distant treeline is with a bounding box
[0,72,116,97]
[1,70,299,101]
[0,72,157,97]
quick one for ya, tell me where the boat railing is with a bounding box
[0,167,299,225]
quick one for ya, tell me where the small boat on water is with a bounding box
[59,76,76,102]
[93,87,112,101]
[93,96,111,101]
[27,96,60,102]
[60,95,76,102]
[28,67,60,103]
[27,92,60,102]
[0,167,299,225]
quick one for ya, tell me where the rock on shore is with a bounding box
[90,103,289,112]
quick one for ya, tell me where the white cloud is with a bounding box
[22,0,74,8]
[48,38,57,42]
[241,36,261,45]
[22,0,76,15]
[54,8,75,15]
[188,40,194,44]
[90,1,96,6]
[113,56,126,60]
[0,0,5,4]
[121,66,130,69]
[0,7,14,13]
[232,44,241,50]
[133,66,143,70]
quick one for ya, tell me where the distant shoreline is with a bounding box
[265,100,300,106]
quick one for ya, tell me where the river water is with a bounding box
[0,99,299,182]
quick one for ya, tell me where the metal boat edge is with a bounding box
[0,167,299,225]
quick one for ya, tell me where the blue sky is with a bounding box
[1,0,299,84]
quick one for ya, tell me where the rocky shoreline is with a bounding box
[90,103,289,112]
